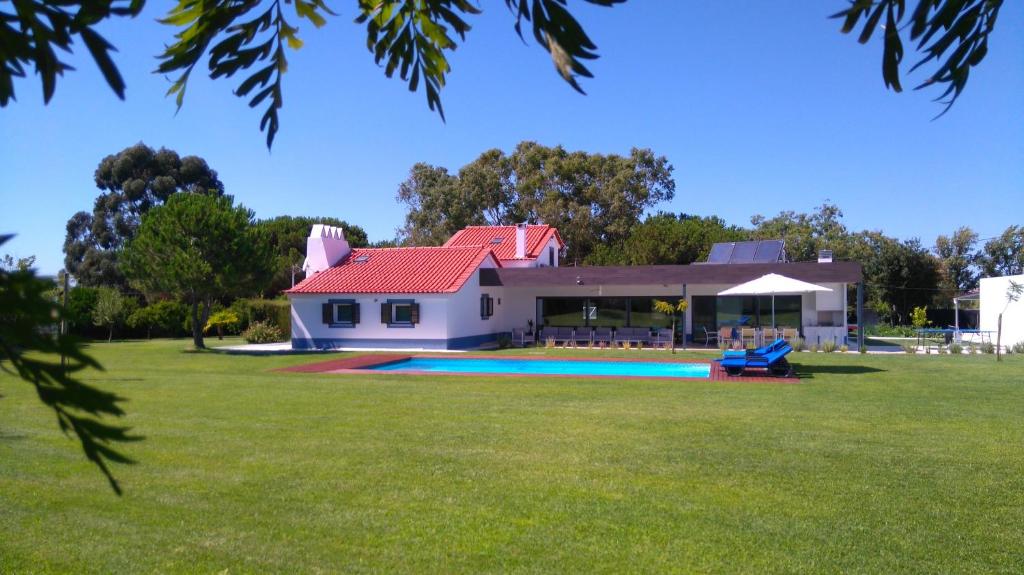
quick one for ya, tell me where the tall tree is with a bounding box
[396,164,484,246]
[121,194,273,349]
[586,213,748,266]
[257,215,369,295]
[64,143,224,287]
[750,202,848,262]
[978,225,1024,278]
[935,226,979,297]
[852,232,941,325]
[398,142,675,263]
[1,2,1001,147]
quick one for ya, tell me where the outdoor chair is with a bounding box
[740,327,757,348]
[591,327,614,346]
[616,327,647,346]
[511,327,536,347]
[543,326,575,345]
[702,326,719,347]
[779,327,799,343]
[718,326,734,347]
[655,328,674,348]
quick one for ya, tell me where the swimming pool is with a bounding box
[365,357,711,379]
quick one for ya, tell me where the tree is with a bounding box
[121,194,274,349]
[396,163,486,246]
[935,226,978,298]
[0,235,136,494]
[64,143,224,288]
[257,215,368,295]
[1,2,1001,147]
[1,253,36,272]
[652,299,688,353]
[586,213,748,266]
[750,202,849,263]
[853,232,941,325]
[397,142,675,263]
[978,225,1024,278]
[92,287,130,342]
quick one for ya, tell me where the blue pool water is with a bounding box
[367,357,711,379]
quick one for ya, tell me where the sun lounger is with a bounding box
[542,326,575,345]
[718,342,794,377]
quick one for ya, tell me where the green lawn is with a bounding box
[2,340,1023,573]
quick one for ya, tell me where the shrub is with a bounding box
[808,344,818,353]
[241,320,284,344]
[839,344,849,353]
[496,335,511,349]
[822,340,837,353]
[911,306,930,329]
[545,336,555,349]
[902,343,917,354]
[128,300,189,338]
[718,341,729,352]
[204,310,241,340]
[967,345,977,355]
[621,340,632,351]
[865,325,918,337]
[948,343,963,354]
[790,337,804,351]
[230,298,290,334]
[980,342,995,354]
[1012,341,1024,355]
[859,344,867,354]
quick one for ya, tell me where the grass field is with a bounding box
[2,340,1023,573]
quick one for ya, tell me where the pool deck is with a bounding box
[278,354,800,383]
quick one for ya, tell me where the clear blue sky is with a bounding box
[1,2,1021,275]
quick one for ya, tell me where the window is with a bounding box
[480,294,494,319]
[548,246,555,267]
[322,299,359,327]
[381,300,419,327]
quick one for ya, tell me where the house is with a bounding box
[287,225,863,350]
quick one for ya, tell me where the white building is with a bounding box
[287,224,863,350]
[978,274,1024,352]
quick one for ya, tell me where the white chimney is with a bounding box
[515,223,527,259]
[302,224,351,276]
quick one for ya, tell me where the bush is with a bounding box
[839,344,849,353]
[1012,341,1024,355]
[204,310,241,340]
[808,344,818,353]
[980,342,995,354]
[241,320,285,344]
[948,343,963,355]
[865,325,918,338]
[967,345,977,355]
[496,334,511,349]
[790,337,804,351]
[822,340,837,353]
[902,343,917,354]
[231,298,290,334]
[128,300,189,338]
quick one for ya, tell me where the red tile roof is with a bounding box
[444,225,564,261]
[287,246,496,294]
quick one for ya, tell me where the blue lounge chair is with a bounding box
[719,342,794,377]
[717,338,786,360]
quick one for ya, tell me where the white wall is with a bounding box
[980,274,1024,351]
[290,293,450,345]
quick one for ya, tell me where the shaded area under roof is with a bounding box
[480,261,861,288]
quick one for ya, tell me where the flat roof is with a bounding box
[480,261,862,288]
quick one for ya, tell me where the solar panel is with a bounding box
[729,241,758,263]
[753,240,784,263]
[707,243,734,264]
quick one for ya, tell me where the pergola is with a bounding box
[952,289,980,333]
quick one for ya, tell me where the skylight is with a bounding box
[353,255,370,263]
[490,237,503,244]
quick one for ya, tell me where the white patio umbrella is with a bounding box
[718,273,832,328]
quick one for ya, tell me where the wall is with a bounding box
[290,293,451,349]
[980,274,1024,351]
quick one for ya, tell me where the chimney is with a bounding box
[818,249,833,263]
[515,223,527,259]
[302,224,351,276]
